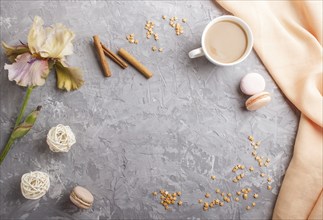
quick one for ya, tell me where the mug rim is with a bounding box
[201,15,254,66]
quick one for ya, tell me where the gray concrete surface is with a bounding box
[0,1,299,219]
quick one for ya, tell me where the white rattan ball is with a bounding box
[47,124,76,152]
[21,171,50,200]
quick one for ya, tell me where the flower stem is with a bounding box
[0,138,14,165]
[14,86,33,128]
[0,86,33,165]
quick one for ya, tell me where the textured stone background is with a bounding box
[0,1,299,219]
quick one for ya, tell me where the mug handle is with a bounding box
[188,47,205,59]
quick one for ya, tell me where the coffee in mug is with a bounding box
[204,21,247,63]
[189,16,253,66]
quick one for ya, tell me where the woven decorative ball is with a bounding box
[21,171,50,200]
[47,124,76,152]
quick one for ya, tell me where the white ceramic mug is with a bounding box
[189,15,254,66]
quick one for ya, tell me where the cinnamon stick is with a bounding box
[101,43,128,69]
[117,48,153,79]
[93,35,111,77]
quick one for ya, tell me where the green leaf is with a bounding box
[2,41,30,63]
[54,61,84,91]
[11,106,41,140]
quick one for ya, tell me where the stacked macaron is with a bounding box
[240,73,271,111]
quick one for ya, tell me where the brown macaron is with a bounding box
[70,186,94,209]
[245,92,271,111]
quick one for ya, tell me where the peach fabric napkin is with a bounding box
[215,1,323,219]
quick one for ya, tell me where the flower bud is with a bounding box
[11,106,41,140]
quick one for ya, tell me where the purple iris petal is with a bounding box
[4,53,49,87]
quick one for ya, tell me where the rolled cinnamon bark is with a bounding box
[93,35,111,77]
[117,48,153,79]
[101,43,128,69]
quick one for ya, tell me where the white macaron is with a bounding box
[240,73,266,95]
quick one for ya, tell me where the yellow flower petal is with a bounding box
[55,61,84,91]
[27,16,47,55]
[2,41,30,63]
[28,16,75,59]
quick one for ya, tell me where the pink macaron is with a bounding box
[240,73,266,95]
[245,92,271,111]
